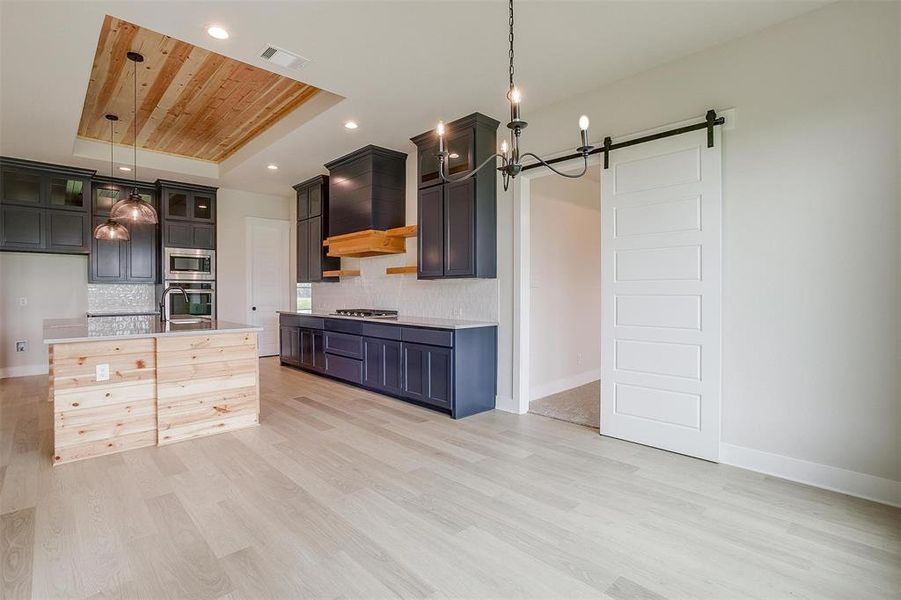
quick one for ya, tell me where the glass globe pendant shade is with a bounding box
[93,218,130,241]
[109,191,159,224]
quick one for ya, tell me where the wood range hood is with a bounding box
[322,144,412,258]
[324,225,416,258]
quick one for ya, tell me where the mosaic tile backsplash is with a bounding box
[87,284,157,314]
[312,254,498,322]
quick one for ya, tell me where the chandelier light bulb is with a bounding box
[579,115,590,131]
[510,88,522,104]
[501,140,509,156]
[436,121,445,136]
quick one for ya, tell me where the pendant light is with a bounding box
[93,114,131,241]
[109,51,159,225]
[433,0,593,191]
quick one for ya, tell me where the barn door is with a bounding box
[600,126,722,461]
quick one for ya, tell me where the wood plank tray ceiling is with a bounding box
[77,16,321,162]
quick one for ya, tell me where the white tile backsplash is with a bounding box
[87,284,157,313]
[312,254,498,322]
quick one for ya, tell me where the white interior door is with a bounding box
[600,127,722,461]
[246,217,291,357]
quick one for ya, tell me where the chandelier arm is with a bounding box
[439,152,503,183]
[519,152,588,178]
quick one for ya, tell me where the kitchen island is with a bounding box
[43,316,262,465]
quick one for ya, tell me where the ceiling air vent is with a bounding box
[259,44,310,71]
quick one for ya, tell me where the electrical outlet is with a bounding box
[95,363,110,381]
[18,297,27,306]
[15,341,27,353]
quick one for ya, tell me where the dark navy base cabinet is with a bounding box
[279,314,496,419]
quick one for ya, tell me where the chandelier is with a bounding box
[435,0,593,190]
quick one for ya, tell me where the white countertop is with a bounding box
[277,310,497,330]
[44,316,262,344]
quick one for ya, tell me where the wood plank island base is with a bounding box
[44,317,262,465]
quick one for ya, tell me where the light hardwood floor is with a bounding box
[1,357,899,599]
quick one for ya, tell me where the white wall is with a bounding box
[216,188,295,323]
[529,174,601,400]
[0,253,88,377]
[500,1,900,494]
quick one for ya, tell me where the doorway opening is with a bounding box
[527,170,602,429]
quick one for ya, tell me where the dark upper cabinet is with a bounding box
[46,210,89,253]
[308,184,322,218]
[160,182,216,223]
[294,175,338,283]
[296,219,310,282]
[417,185,444,278]
[324,145,407,236]
[296,186,310,220]
[157,181,217,249]
[165,221,193,248]
[89,179,159,283]
[411,113,498,279]
[90,216,125,282]
[0,158,92,254]
[127,222,157,281]
[1,205,44,250]
[191,223,215,250]
[444,178,476,277]
[1,168,42,205]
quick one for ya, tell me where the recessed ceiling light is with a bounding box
[449,153,460,159]
[118,166,131,172]
[207,26,229,40]
[267,164,278,170]
[344,121,358,130]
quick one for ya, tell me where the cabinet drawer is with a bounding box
[325,353,363,385]
[325,318,363,335]
[324,332,363,359]
[361,322,402,341]
[401,327,453,348]
[280,314,324,330]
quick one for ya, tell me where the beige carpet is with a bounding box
[528,380,600,429]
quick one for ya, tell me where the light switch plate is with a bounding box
[95,363,110,381]
[15,341,27,353]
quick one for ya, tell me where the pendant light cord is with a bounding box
[133,56,138,189]
[110,118,114,179]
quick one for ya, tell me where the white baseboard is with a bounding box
[495,395,526,415]
[530,369,600,402]
[720,442,900,508]
[0,364,48,379]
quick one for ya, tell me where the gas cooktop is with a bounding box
[331,309,399,319]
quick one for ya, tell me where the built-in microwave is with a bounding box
[164,247,215,281]
[163,281,216,320]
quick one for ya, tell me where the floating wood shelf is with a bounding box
[386,266,417,275]
[323,229,407,257]
[386,225,418,238]
[322,269,360,278]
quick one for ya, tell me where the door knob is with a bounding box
[252,306,257,311]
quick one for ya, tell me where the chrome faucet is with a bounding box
[159,285,189,322]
